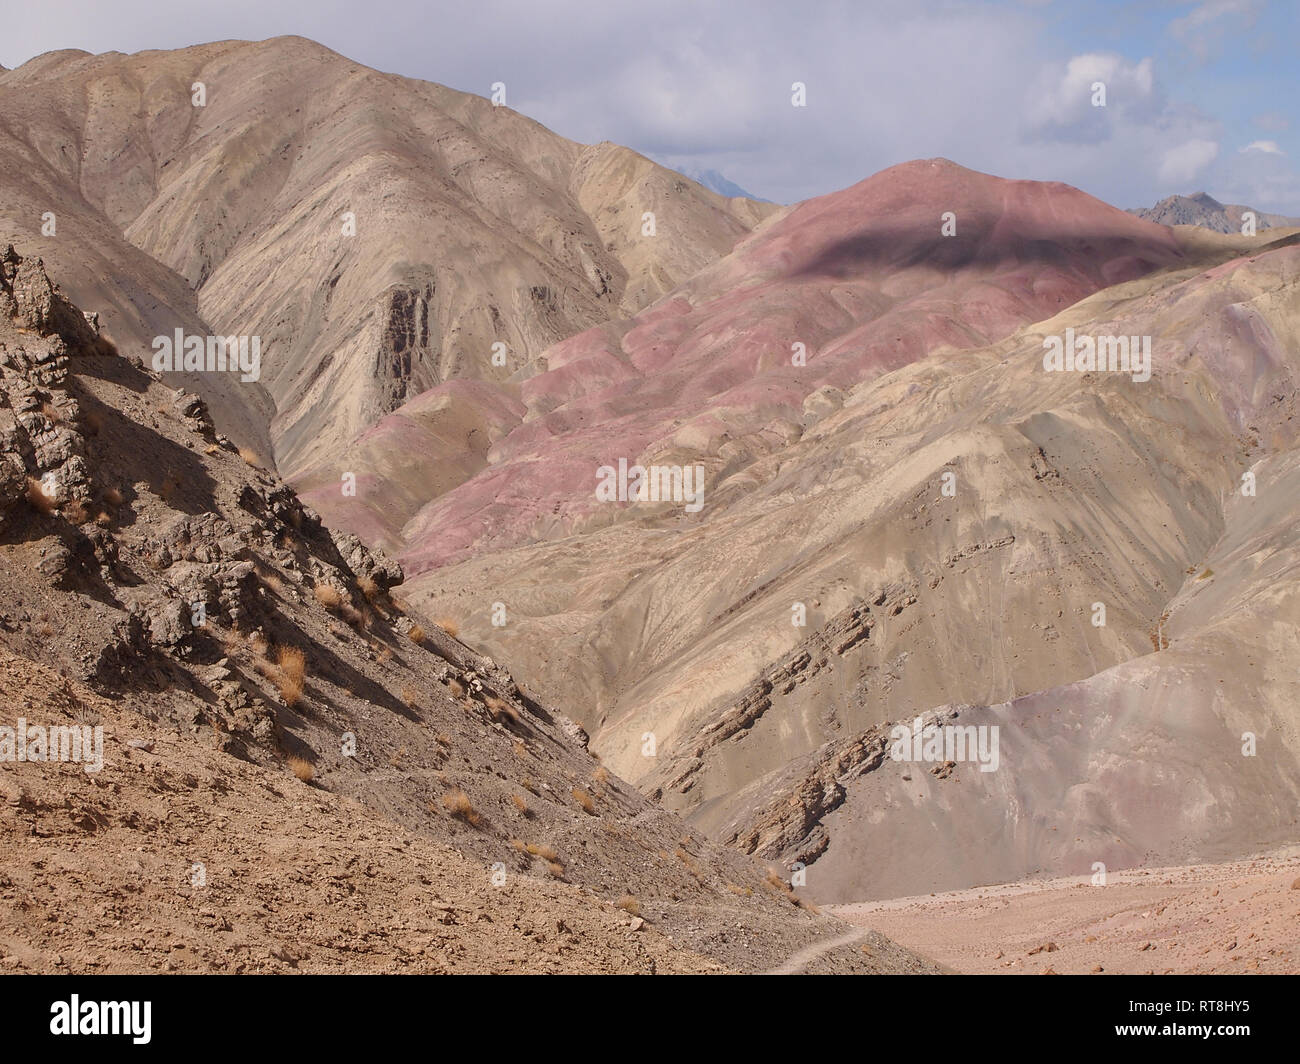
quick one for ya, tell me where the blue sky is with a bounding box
[3,0,1297,211]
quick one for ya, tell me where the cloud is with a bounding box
[0,0,1293,213]
[1159,139,1221,184]
[1169,0,1261,62]
[1239,140,1284,155]
[1023,53,1157,144]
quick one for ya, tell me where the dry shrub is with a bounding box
[571,787,596,815]
[525,842,557,861]
[40,401,62,424]
[389,747,406,768]
[617,895,640,917]
[726,882,752,897]
[375,645,392,664]
[63,498,88,524]
[546,861,565,878]
[204,444,220,456]
[25,478,56,515]
[238,447,263,469]
[510,838,527,852]
[510,793,529,815]
[435,732,452,747]
[357,574,380,603]
[485,694,518,723]
[248,630,270,659]
[287,756,314,782]
[342,603,369,630]
[276,646,306,708]
[435,617,459,639]
[407,623,426,645]
[102,486,124,506]
[521,776,536,794]
[442,789,479,825]
[258,569,285,597]
[94,510,112,527]
[512,740,528,759]
[593,765,609,786]
[401,686,419,709]
[446,677,465,699]
[313,583,343,611]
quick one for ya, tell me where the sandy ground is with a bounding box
[830,847,1300,974]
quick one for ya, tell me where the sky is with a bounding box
[2,0,1297,212]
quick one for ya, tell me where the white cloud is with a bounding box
[1239,140,1284,155]
[1023,53,1157,144]
[1159,139,1221,184]
[1169,0,1261,61]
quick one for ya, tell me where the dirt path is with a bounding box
[764,927,868,974]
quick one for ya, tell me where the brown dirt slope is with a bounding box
[0,247,931,974]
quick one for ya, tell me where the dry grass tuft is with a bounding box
[40,401,62,424]
[446,677,465,699]
[525,842,557,861]
[510,793,529,815]
[571,787,596,815]
[435,617,459,639]
[401,686,419,709]
[484,694,519,723]
[546,861,565,878]
[313,583,343,611]
[442,789,479,825]
[617,895,640,917]
[238,447,263,469]
[25,477,57,515]
[62,498,88,524]
[408,623,426,645]
[102,486,124,506]
[287,756,314,782]
[276,646,307,708]
[257,569,286,597]
[357,574,381,603]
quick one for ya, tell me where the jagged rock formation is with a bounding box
[1128,192,1300,234]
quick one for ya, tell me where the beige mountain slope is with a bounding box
[0,36,777,481]
[315,160,1196,557]
[0,248,933,973]
[399,193,1300,899]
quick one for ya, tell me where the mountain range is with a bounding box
[2,35,1298,973]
